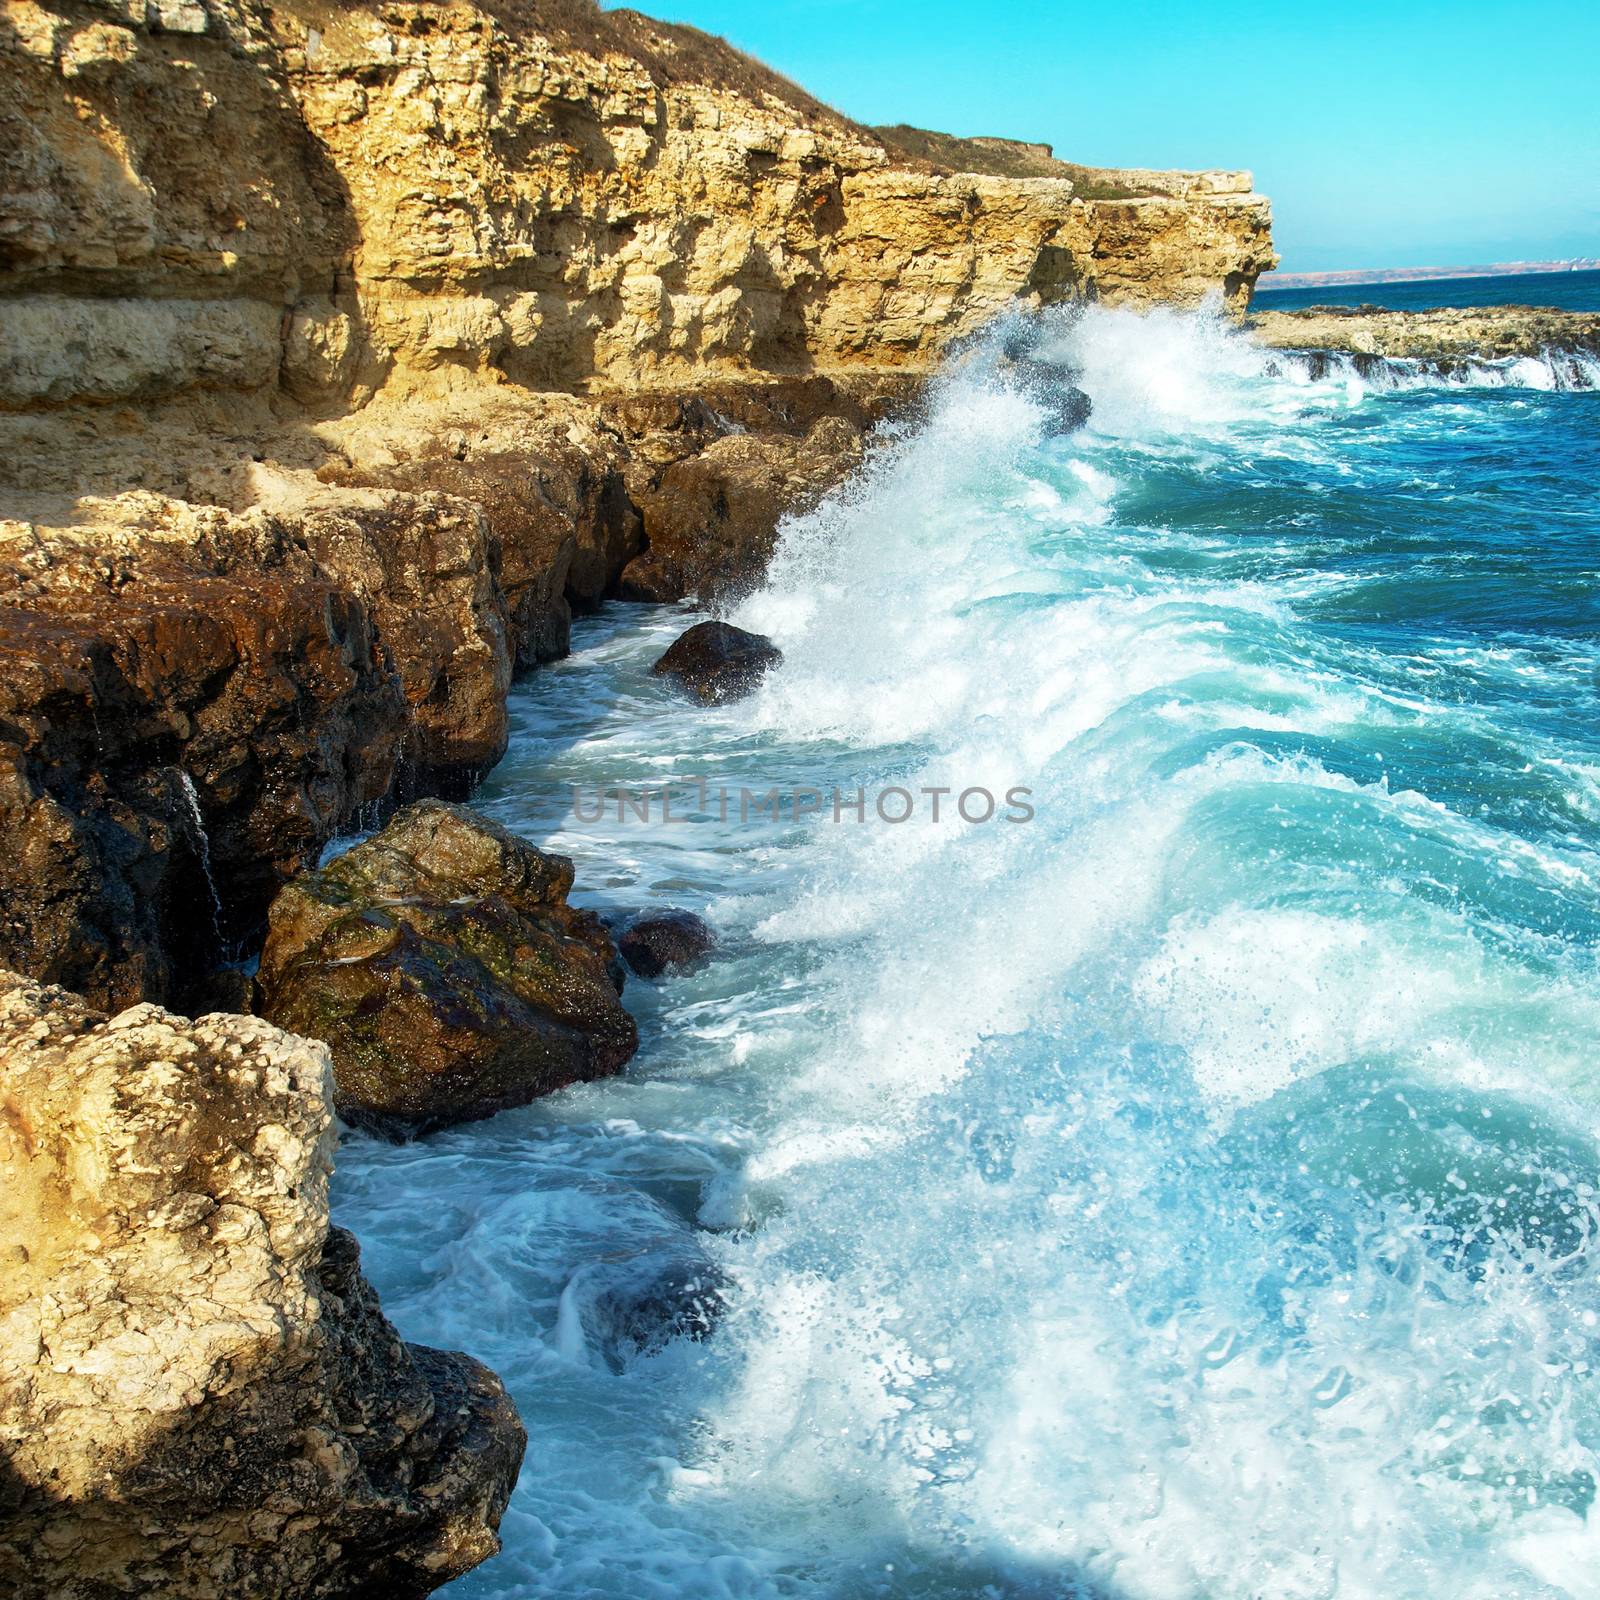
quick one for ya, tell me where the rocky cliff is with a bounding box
[0,0,1275,1013]
[2,0,1274,417]
[0,5,1276,1592]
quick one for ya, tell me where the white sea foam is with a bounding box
[335,303,1600,1599]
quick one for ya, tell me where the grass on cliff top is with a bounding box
[464,0,859,130]
[873,124,1158,197]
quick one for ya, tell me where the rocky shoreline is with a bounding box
[0,0,1281,1587]
[1250,305,1600,378]
[0,970,526,1597]
[15,0,1589,1595]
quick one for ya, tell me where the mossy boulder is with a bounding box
[650,621,782,705]
[259,800,637,1138]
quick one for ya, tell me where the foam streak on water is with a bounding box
[334,307,1600,1600]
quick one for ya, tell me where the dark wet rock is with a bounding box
[650,621,782,706]
[575,1247,729,1369]
[187,963,260,1016]
[1043,385,1093,432]
[604,377,915,609]
[258,800,637,1138]
[619,910,718,978]
[0,971,525,1599]
[999,324,1040,362]
[620,416,863,605]
[326,442,644,670]
[0,520,406,1014]
[607,374,916,607]
[1005,355,1093,432]
[294,493,514,800]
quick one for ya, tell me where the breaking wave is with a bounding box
[335,305,1600,1599]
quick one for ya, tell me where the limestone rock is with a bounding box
[619,910,718,978]
[607,374,912,604]
[2,0,1273,417]
[651,621,783,706]
[0,295,281,410]
[0,969,525,1599]
[1250,306,1600,363]
[258,800,638,1137]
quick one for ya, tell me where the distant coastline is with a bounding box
[1261,259,1600,289]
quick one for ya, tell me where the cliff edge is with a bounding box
[2,0,1274,416]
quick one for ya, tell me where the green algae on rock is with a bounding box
[259,800,637,1138]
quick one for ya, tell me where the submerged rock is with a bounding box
[1042,385,1094,433]
[619,910,718,978]
[650,621,782,705]
[258,800,638,1138]
[1005,355,1094,433]
[573,1247,729,1370]
[0,970,524,1599]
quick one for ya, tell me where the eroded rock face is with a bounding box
[1249,306,1600,362]
[258,800,638,1137]
[293,488,515,797]
[0,970,525,1599]
[619,910,718,979]
[622,418,864,605]
[605,374,911,604]
[326,435,646,668]
[0,510,406,1012]
[651,621,783,706]
[2,0,1273,418]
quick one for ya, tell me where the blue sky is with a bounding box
[623,0,1600,272]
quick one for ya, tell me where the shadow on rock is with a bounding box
[650,621,781,705]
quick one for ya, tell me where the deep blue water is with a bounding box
[335,307,1600,1599]
[1253,267,1600,314]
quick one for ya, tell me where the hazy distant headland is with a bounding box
[1262,258,1600,289]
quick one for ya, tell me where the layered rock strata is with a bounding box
[1,0,1275,402]
[1250,307,1600,364]
[0,969,525,1598]
[0,0,1275,1011]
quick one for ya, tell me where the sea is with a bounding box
[334,301,1600,1599]
[1252,266,1600,314]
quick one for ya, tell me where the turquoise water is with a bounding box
[1253,266,1600,313]
[335,307,1600,1599]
